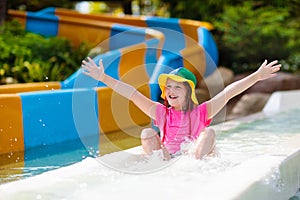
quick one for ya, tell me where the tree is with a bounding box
[163,0,300,73]
[0,0,7,25]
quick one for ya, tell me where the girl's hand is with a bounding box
[81,57,105,81]
[256,60,282,81]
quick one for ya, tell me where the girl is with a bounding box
[81,58,281,160]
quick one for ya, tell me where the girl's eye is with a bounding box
[166,85,182,90]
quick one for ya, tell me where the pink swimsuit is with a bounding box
[154,103,212,154]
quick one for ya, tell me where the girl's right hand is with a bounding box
[81,57,105,81]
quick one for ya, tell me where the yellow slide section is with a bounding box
[0,94,24,155]
[0,82,61,94]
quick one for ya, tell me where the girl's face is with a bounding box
[165,78,188,110]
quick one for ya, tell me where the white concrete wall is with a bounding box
[263,90,300,114]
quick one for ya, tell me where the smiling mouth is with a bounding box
[169,95,178,99]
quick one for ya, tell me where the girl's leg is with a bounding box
[194,128,216,159]
[141,128,161,154]
[141,128,171,160]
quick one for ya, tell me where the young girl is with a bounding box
[81,57,281,160]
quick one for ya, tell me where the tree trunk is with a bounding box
[0,0,7,25]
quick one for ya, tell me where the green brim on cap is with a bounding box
[158,67,198,104]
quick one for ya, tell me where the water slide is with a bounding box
[1,91,300,199]
[0,8,219,161]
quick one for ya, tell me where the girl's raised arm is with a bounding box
[82,57,159,120]
[205,60,281,119]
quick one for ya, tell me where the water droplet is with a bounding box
[39,119,42,122]
[42,124,46,127]
[45,85,49,88]
[45,76,49,80]
[14,138,17,142]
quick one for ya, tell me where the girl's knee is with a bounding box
[141,128,158,139]
[196,128,216,148]
[204,128,216,140]
[141,128,161,155]
[194,128,216,159]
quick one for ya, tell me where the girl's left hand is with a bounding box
[256,60,281,81]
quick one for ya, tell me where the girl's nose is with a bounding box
[167,87,175,94]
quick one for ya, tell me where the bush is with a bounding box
[280,53,300,74]
[213,2,300,74]
[0,20,90,83]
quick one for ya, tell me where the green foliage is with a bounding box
[12,59,69,82]
[213,2,300,73]
[8,0,74,11]
[6,0,300,75]
[161,0,233,20]
[163,0,300,74]
[280,53,300,74]
[0,20,90,83]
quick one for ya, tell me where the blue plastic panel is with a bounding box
[110,24,146,50]
[20,88,99,149]
[62,50,122,89]
[26,12,59,37]
[146,17,185,53]
[144,38,160,77]
[34,7,56,16]
[198,27,219,76]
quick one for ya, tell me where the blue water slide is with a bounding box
[26,10,59,37]
[110,24,147,50]
[62,37,161,89]
[146,17,185,53]
[62,49,122,89]
[198,27,219,76]
[20,88,99,150]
